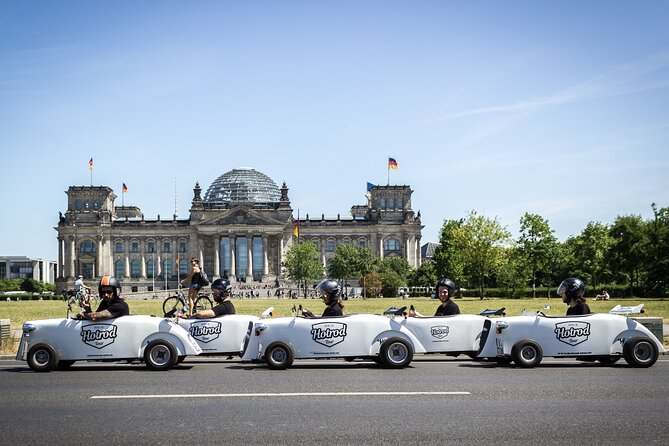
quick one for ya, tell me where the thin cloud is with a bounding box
[427,52,669,124]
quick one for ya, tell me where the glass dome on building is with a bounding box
[203,168,281,205]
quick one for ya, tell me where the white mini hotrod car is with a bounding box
[174,314,259,356]
[478,313,665,368]
[16,315,202,372]
[241,309,491,369]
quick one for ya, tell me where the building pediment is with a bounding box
[198,206,288,227]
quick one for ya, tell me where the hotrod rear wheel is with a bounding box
[265,342,294,370]
[623,337,658,368]
[144,340,177,371]
[27,344,58,372]
[511,340,543,368]
[379,337,413,368]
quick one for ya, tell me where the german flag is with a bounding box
[122,182,128,193]
[388,157,399,170]
[89,158,94,171]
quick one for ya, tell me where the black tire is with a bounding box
[57,360,76,368]
[265,342,294,370]
[596,356,621,365]
[511,340,543,368]
[195,296,213,312]
[144,340,177,371]
[379,337,413,368]
[623,337,658,368]
[27,344,58,372]
[162,296,185,316]
[496,356,513,365]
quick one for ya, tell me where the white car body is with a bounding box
[16,315,202,372]
[397,314,491,357]
[241,311,491,369]
[174,314,259,355]
[242,314,423,369]
[478,313,665,368]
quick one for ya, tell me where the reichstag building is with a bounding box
[55,168,423,293]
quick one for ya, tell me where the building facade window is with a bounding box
[252,237,263,281]
[81,262,94,279]
[146,259,154,278]
[236,237,248,280]
[179,241,187,252]
[115,242,124,253]
[326,240,336,252]
[130,259,140,278]
[147,242,155,253]
[178,259,188,276]
[163,260,173,279]
[80,240,96,253]
[163,242,171,253]
[220,237,231,278]
[131,242,139,253]
[384,238,401,254]
[115,259,124,278]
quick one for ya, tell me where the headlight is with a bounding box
[495,321,508,334]
[254,323,267,336]
[22,323,36,333]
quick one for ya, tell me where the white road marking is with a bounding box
[91,391,470,399]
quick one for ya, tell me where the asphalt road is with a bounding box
[1,356,668,445]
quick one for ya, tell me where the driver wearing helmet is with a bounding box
[79,275,129,320]
[190,278,236,318]
[302,279,344,318]
[409,278,460,317]
[558,277,591,316]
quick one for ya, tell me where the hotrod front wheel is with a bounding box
[379,337,413,368]
[511,340,543,368]
[623,337,658,368]
[27,344,58,372]
[265,342,294,370]
[144,340,177,371]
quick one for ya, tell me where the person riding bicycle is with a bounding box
[78,275,129,321]
[180,258,204,315]
[558,277,592,316]
[190,278,235,318]
[74,275,89,294]
[302,279,344,317]
[408,278,460,317]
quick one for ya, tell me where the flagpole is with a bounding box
[387,158,390,186]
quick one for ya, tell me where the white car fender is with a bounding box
[140,324,202,357]
[372,328,427,355]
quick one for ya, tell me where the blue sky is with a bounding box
[1,1,668,260]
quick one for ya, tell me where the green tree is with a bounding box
[564,222,612,289]
[608,214,647,296]
[408,261,437,290]
[433,219,465,286]
[282,242,324,298]
[495,245,527,298]
[518,213,558,297]
[328,245,377,295]
[361,271,382,298]
[454,210,512,299]
[645,203,669,296]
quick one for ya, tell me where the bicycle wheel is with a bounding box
[195,296,213,312]
[163,296,185,316]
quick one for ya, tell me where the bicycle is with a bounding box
[65,288,98,318]
[162,284,213,317]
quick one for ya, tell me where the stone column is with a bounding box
[378,235,384,259]
[58,237,64,278]
[97,234,104,278]
[247,235,253,279]
[262,235,269,276]
[214,235,221,279]
[68,235,76,279]
[230,235,236,280]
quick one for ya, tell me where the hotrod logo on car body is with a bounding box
[81,324,118,349]
[310,322,347,347]
[554,321,591,346]
[430,325,450,339]
[189,321,222,343]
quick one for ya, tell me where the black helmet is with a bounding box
[211,278,232,297]
[315,279,341,304]
[98,275,121,300]
[557,277,585,302]
[435,278,456,296]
